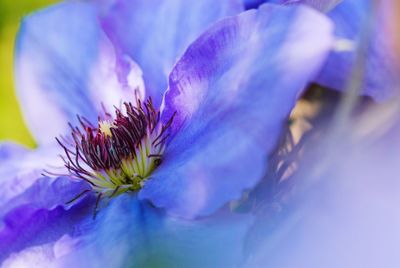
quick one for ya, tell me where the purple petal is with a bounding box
[15,1,144,145]
[243,0,268,9]
[0,177,92,263]
[100,0,243,106]
[140,4,333,218]
[0,176,89,219]
[315,0,399,101]
[1,187,252,267]
[0,145,63,208]
[0,145,88,263]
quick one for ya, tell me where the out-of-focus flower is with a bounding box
[238,1,400,267]
[243,100,400,268]
[244,0,399,101]
[0,1,334,266]
[243,0,341,12]
[315,0,399,101]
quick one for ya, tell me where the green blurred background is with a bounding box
[0,0,57,147]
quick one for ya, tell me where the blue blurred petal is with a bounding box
[244,119,400,268]
[0,177,92,264]
[100,0,243,106]
[244,0,341,11]
[15,1,144,145]
[140,4,333,218]
[56,195,253,268]
[315,0,398,101]
[281,0,341,11]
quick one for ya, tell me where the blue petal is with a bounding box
[0,176,89,220]
[55,195,253,268]
[282,0,341,11]
[100,0,243,106]
[1,188,252,267]
[0,177,92,264]
[15,1,145,145]
[315,0,398,101]
[243,0,268,9]
[0,145,90,263]
[140,4,333,218]
[0,145,63,208]
[244,0,341,12]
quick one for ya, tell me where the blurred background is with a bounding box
[0,0,57,147]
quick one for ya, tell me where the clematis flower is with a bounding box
[15,0,243,145]
[1,1,334,267]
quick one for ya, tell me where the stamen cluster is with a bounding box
[57,98,174,198]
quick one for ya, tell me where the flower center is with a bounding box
[98,120,114,137]
[58,98,175,198]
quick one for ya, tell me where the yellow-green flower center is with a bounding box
[57,98,175,198]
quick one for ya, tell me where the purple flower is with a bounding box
[243,0,341,11]
[1,1,333,266]
[244,0,399,101]
[314,0,399,101]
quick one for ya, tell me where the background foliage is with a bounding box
[0,0,57,147]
